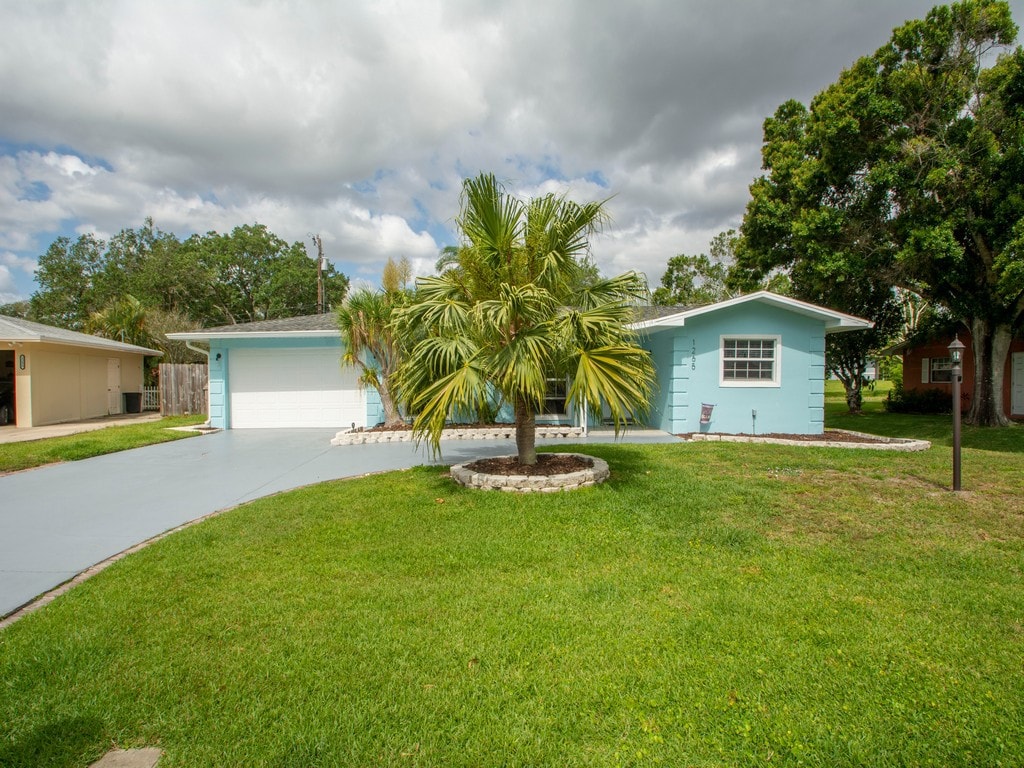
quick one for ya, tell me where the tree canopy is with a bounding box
[396,172,653,465]
[27,220,349,357]
[738,0,1023,425]
[652,231,737,307]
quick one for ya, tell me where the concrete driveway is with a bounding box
[0,428,681,619]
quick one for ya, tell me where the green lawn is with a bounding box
[1,413,1022,766]
[0,415,207,474]
[825,379,1024,453]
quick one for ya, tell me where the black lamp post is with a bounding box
[948,336,965,491]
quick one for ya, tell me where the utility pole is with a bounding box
[311,234,325,314]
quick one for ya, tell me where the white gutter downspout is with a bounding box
[185,341,212,426]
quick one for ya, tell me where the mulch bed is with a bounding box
[464,454,593,476]
[677,430,891,444]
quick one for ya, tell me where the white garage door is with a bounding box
[228,348,366,428]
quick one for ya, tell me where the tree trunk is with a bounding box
[843,375,864,415]
[514,398,538,466]
[966,317,1011,427]
[829,357,865,415]
[378,381,405,427]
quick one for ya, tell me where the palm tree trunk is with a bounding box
[514,398,538,466]
[378,382,405,427]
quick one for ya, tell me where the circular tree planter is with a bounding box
[450,453,610,493]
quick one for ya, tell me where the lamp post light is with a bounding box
[948,336,965,491]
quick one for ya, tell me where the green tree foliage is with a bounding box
[336,258,412,427]
[182,224,348,325]
[739,0,1023,425]
[145,308,207,364]
[396,172,654,466]
[85,294,163,382]
[85,295,156,349]
[814,272,905,413]
[125,221,215,320]
[653,254,729,306]
[0,300,30,319]
[655,230,794,307]
[653,231,738,306]
[30,234,107,329]
[30,220,350,332]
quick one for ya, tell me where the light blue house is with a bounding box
[171,291,870,435]
[634,291,871,435]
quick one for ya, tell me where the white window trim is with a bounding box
[719,334,782,388]
[540,375,570,417]
[929,356,953,384]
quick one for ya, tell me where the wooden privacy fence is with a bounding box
[159,363,208,416]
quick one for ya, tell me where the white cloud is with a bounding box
[0,0,1018,303]
[42,152,99,178]
[0,264,20,305]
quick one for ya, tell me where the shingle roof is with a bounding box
[631,291,872,333]
[169,292,872,342]
[175,309,676,341]
[168,313,340,340]
[632,305,697,324]
[0,315,163,355]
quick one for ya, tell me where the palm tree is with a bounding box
[86,295,155,349]
[397,172,654,465]
[336,287,409,427]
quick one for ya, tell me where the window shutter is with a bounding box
[921,358,930,383]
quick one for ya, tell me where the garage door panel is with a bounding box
[228,348,365,428]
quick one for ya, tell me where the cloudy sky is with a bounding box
[2,0,1022,305]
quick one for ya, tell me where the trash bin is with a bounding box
[123,392,142,413]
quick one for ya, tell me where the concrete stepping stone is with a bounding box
[89,748,162,768]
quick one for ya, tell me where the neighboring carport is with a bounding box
[0,315,161,428]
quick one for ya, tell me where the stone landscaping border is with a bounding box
[331,425,583,446]
[450,453,609,492]
[685,429,930,451]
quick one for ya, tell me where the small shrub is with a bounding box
[884,382,952,414]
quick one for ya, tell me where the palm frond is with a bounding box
[399,276,472,336]
[459,173,524,277]
[473,283,556,341]
[575,271,649,310]
[488,326,553,411]
[407,358,492,449]
[567,345,655,433]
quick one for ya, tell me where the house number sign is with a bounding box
[690,340,696,371]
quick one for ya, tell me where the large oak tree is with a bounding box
[739,0,1023,425]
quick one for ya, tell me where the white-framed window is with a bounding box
[540,376,569,415]
[929,357,953,383]
[720,335,781,387]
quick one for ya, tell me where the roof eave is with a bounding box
[630,316,687,331]
[167,329,341,341]
[13,334,163,355]
[824,319,875,334]
[633,292,873,333]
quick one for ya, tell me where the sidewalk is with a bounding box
[0,412,163,444]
